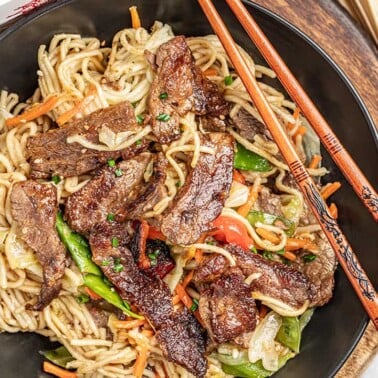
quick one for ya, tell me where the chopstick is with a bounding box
[226,0,378,222]
[197,0,378,329]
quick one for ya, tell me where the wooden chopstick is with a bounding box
[197,0,378,329]
[226,0,378,222]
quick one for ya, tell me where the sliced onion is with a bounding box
[225,181,249,208]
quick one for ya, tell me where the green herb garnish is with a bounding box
[303,253,316,263]
[136,115,144,124]
[156,113,171,122]
[111,237,119,248]
[101,259,110,266]
[114,168,123,177]
[159,92,168,100]
[107,159,116,167]
[107,213,115,222]
[51,175,61,184]
[76,294,90,304]
[135,139,142,146]
[190,298,199,312]
[224,75,234,86]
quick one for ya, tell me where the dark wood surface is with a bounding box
[250,2,378,376]
[252,0,378,131]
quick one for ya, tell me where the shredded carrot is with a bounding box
[203,67,218,77]
[293,125,306,139]
[113,319,146,329]
[129,6,141,29]
[309,154,322,169]
[43,361,77,378]
[237,184,259,217]
[142,329,154,337]
[282,250,296,261]
[84,287,102,300]
[259,304,268,319]
[6,95,59,128]
[286,107,301,131]
[321,182,341,200]
[256,227,280,244]
[172,295,180,305]
[329,203,338,219]
[138,220,150,270]
[193,233,207,263]
[233,170,245,184]
[175,283,193,309]
[286,238,319,252]
[133,347,149,378]
[182,270,194,289]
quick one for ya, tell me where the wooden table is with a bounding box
[251,2,378,376]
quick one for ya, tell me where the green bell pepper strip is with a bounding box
[234,142,272,172]
[56,212,101,276]
[83,274,143,319]
[56,213,141,319]
[299,308,314,332]
[247,211,295,237]
[276,316,301,353]
[40,346,74,368]
[221,352,295,378]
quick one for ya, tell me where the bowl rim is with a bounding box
[0,0,374,376]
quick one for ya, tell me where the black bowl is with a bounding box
[0,1,377,377]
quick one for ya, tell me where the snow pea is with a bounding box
[234,142,272,172]
[276,316,301,353]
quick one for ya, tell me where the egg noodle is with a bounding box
[0,20,332,377]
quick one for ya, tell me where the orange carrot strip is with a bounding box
[193,233,207,263]
[142,329,154,337]
[233,170,246,184]
[329,203,338,219]
[255,227,280,244]
[175,283,193,309]
[309,154,322,169]
[133,347,149,378]
[6,95,59,128]
[237,184,259,217]
[293,125,306,139]
[321,182,341,200]
[203,67,218,76]
[113,319,146,329]
[286,238,319,252]
[138,220,150,270]
[43,361,77,378]
[84,287,102,300]
[282,250,296,261]
[293,107,301,120]
[182,270,194,289]
[172,295,181,305]
[129,6,141,29]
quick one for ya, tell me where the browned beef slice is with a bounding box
[161,132,234,245]
[157,308,207,378]
[10,181,66,310]
[64,153,151,235]
[148,36,228,143]
[199,270,258,344]
[291,233,336,307]
[194,245,311,310]
[116,153,168,221]
[231,108,272,142]
[26,101,146,178]
[89,222,207,377]
[253,187,283,217]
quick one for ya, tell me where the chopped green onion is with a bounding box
[250,246,258,254]
[76,294,90,304]
[135,139,142,146]
[101,259,110,266]
[107,213,115,222]
[175,181,181,188]
[190,298,199,312]
[114,168,123,177]
[206,241,215,246]
[303,253,316,263]
[131,102,137,108]
[156,113,171,122]
[113,264,124,273]
[224,75,234,86]
[51,175,61,184]
[136,115,144,124]
[159,92,168,100]
[107,159,116,167]
[262,251,274,260]
[111,237,119,248]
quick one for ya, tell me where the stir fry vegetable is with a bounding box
[234,143,272,172]
[247,211,295,237]
[276,316,301,353]
[56,213,140,318]
[40,346,74,368]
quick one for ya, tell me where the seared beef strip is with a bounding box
[194,245,312,310]
[64,153,151,235]
[253,187,283,217]
[116,153,168,221]
[161,132,234,245]
[199,270,258,344]
[10,181,66,310]
[148,36,228,143]
[292,233,336,306]
[26,101,147,178]
[90,222,207,377]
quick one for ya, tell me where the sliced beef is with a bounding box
[64,153,151,235]
[194,245,311,310]
[161,132,234,245]
[116,153,168,221]
[291,233,336,307]
[148,36,228,144]
[89,222,207,377]
[26,101,147,179]
[10,180,66,310]
[157,308,207,377]
[253,187,283,217]
[199,270,258,344]
[231,108,272,142]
